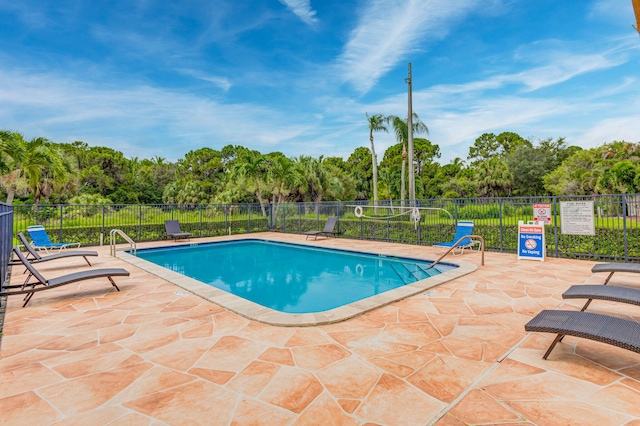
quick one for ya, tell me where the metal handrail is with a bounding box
[109,229,136,257]
[426,235,485,270]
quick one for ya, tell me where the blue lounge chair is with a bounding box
[27,225,81,253]
[433,221,478,255]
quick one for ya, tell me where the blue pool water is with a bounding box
[135,240,456,314]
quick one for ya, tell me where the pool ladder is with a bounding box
[109,229,136,257]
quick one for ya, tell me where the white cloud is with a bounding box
[176,69,232,92]
[0,67,314,160]
[279,0,318,25]
[336,0,482,94]
[570,115,640,148]
[588,0,634,24]
[318,37,640,162]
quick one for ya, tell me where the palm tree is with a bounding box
[0,131,26,203]
[366,113,388,210]
[0,133,70,204]
[378,165,401,207]
[266,155,305,226]
[297,155,332,212]
[386,113,428,204]
[0,131,22,174]
[474,157,513,197]
[232,151,269,216]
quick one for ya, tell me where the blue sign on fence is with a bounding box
[517,222,545,262]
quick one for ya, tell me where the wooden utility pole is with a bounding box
[405,63,415,204]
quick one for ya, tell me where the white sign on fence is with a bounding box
[533,203,551,223]
[560,201,595,236]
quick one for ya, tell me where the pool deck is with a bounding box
[1,232,639,425]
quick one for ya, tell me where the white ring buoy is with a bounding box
[355,264,364,276]
[354,206,364,218]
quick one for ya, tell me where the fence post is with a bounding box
[270,202,274,229]
[225,205,229,235]
[59,204,63,242]
[416,200,421,244]
[138,204,142,240]
[499,198,503,252]
[553,197,559,258]
[247,203,250,233]
[200,204,203,238]
[386,217,390,241]
[622,194,628,262]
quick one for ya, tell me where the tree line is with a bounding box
[1,125,639,207]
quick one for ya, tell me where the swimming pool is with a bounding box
[135,239,457,314]
[121,236,477,326]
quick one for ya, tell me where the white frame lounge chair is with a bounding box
[433,221,478,255]
[27,225,81,253]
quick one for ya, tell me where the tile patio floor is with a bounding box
[1,232,639,425]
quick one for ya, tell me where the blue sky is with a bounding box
[0,0,638,164]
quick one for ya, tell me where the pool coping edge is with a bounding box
[117,237,478,327]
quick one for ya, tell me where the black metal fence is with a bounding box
[11,203,270,246]
[271,194,640,262]
[1,203,13,289]
[10,194,640,262]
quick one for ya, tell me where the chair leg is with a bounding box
[108,277,121,291]
[603,272,614,285]
[580,299,593,311]
[83,256,92,267]
[22,291,35,308]
[543,334,565,359]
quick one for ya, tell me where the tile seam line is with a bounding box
[424,333,530,426]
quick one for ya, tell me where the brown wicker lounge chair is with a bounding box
[303,216,341,240]
[524,309,640,359]
[563,284,640,311]
[11,232,97,267]
[164,220,191,241]
[591,262,640,285]
[2,247,129,307]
